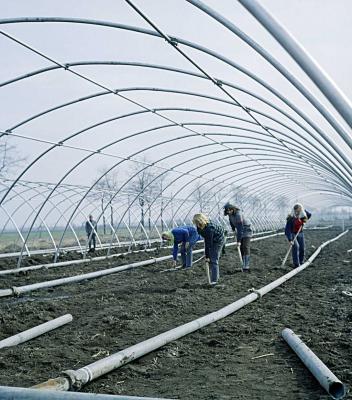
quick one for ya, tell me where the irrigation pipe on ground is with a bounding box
[0,246,162,276]
[32,230,347,392]
[0,386,172,400]
[0,314,72,349]
[0,231,274,275]
[0,233,282,298]
[282,328,346,399]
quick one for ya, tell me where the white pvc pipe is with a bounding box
[0,314,73,349]
[0,230,275,275]
[0,386,172,400]
[33,230,348,392]
[0,246,161,276]
[0,258,170,298]
[256,230,348,298]
[282,328,346,399]
[0,233,283,298]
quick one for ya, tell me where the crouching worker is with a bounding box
[192,213,225,286]
[162,225,201,269]
[223,203,252,272]
[285,203,312,268]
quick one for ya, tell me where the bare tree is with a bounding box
[153,169,169,231]
[231,184,245,208]
[0,137,25,175]
[127,158,158,232]
[92,168,119,235]
[276,195,289,218]
[192,181,214,213]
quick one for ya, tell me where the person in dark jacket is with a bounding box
[285,203,312,268]
[193,213,225,285]
[162,225,201,268]
[85,214,97,252]
[223,203,252,272]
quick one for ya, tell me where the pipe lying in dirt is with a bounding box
[0,233,282,298]
[0,247,163,276]
[0,314,72,349]
[0,258,170,298]
[282,328,346,399]
[0,386,172,400]
[254,230,348,298]
[0,230,275,261]
[307,225,333,230]
[0,231,276,276]
[32,230,348,392]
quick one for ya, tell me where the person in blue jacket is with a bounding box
[285,203,312,268]
[162,225,201,269]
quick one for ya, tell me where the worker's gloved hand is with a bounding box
[236,242,241,247]
[205,258,210,263]
[172,260,177,267]
[290,241,294,245]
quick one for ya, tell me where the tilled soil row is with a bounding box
[0,229,351,399]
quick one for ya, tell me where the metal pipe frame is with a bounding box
[238,0,352,129]
[0,11,351,265]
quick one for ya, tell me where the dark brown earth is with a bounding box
[0,229,351,399]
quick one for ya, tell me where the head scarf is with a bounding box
[223,202,240,215]
[161,231,174,244]
[291,203,307,218]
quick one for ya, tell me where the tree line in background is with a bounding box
[91,157,290,234]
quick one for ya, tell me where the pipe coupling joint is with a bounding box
[11,287,20,297]
[248,287,262,299]
[62,369,83,390]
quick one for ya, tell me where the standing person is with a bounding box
[162,225,201,269]
[223,203,252,272]
[85,214,97,253]
[285,203,312,268]
[192,213,225,286]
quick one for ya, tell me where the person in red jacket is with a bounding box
[285,203,312,268]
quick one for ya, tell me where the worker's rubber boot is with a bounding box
[242,255,250,272]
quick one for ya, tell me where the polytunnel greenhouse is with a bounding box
[0,1,351,399]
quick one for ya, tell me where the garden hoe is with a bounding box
[204,259,211,284]
[236,244,244,271]
[281,226,302,267]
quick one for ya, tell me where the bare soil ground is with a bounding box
[0,229,351,399]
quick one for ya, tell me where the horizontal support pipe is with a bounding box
[0,230,273,276]
[0,314,72,349]
[0,233,282,297]
[0,386,172,400]
[33,230,348,392]
[281,328,346,399]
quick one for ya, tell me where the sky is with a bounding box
[0,0,351,226]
